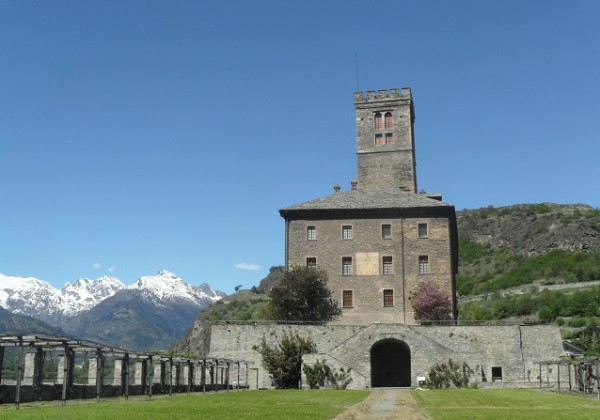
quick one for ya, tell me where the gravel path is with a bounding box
[334,389,431,420]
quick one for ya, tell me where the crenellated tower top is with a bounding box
[353,87,412,104]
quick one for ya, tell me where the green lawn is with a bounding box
[0,390,369,420]
[412,388,600,420]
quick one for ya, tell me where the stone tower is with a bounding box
[354,88,417,193]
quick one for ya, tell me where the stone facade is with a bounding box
[208,323,565,389]
[280,87,457,324]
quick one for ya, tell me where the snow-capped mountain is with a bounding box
[130,270,223,305]
[0,273,124,326]
[0,270,225,349]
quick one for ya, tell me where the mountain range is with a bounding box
[0,270,225,350]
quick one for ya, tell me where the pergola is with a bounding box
[536,357,600,399]
[0,333,250,408]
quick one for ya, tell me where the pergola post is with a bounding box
[123,353,130,400]
[147,356,154,397]
[95,348,103,402]
[15,338,24,409]
[202,360,206,393]
[61,344,74,405]
[226,362,230,391]
[568,361,572,394]
[168,357,173,396]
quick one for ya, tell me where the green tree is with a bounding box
[269,266,342,323]
[256,331,315,388]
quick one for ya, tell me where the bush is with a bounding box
[255,331,315,389]
[428,359,474,389]
[302,360,352,390]
[412,282,452,322]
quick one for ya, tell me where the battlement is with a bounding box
[354,87,411,103]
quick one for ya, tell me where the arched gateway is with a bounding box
[370,338,411,387]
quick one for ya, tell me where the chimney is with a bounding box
[350,180,358,191]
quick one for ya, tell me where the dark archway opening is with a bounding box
[370,338,411,387]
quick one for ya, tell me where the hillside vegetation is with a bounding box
[456,203,600,326]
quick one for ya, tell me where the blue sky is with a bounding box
[1,1,599,292]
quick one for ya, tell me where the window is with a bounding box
[374,111,393,145]
[306,257,317,269]
[382,224,391,239]
[491,367,503,382]
[383,289,394,307]
[342,257,353,276]
[418,223,428,238]
[383,256,393,275]
[307,226,316,241]
[342,290,353,308]
[384,112,393,129]
[419,256,429,274]
[374,112,383,130]
[342,225,353,240]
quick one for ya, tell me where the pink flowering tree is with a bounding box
[411,282,452,322]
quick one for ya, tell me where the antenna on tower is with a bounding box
[355,52,360,92]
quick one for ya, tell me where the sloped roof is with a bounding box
[280,189,453,212]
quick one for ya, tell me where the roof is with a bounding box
[280,189,453,212]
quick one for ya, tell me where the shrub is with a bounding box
[302,360,352,390]
[428,359,474,389]
[412,282,452,322]
[255,331,315,389]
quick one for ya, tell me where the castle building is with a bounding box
[279,88,458,324]
[205,88,565,390]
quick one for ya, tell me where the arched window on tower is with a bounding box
[374,113,383,130]
[385,112,393,129]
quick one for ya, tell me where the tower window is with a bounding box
[374,112,383,130]
[342,257,353,276]
[419,256,429,275]
[383,289,394,307]
[382,224,391,239]
[307,226,316,241]
[306,257,317,269]
[342,290,353,308]
[418,223,428,238]
[383,256,393,275]
[374,111,393,145]
[384,112,393,129]
[342,225,353,240]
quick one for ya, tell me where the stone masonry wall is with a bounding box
[209,323,565,390]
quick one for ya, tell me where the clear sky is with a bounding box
[1,1,599,293]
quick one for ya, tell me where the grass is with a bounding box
[0,389,369,420]
[412,388,600,419]
[5,388,600,419]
